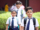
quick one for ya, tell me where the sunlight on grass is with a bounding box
[0,11,11,19]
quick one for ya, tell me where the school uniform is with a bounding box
[21,17,39,30]
[14,6,26,21]
[10,5,16,10]
[6,16,21,30]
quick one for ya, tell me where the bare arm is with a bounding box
[35,27,39,30]
[6,24,9,30]
[19,24,21,30]
[21,26,24,30]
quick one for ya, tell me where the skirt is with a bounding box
[9,27,19,30]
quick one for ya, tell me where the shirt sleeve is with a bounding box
[21,19,24,27]
[6,18,9,24]
[23,9,26,17]
[35,19,39,27]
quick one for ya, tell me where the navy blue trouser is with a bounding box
[9,27,19,30]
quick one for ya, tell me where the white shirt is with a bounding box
[6,17,21,27]
[10,5,16,10]
[21,17,39,30]
[14,6,26,20]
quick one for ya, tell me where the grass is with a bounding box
[0,11,40,30]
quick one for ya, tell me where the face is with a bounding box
[11,11,17,17]
[26,10,33,17]
[16,4,22,9]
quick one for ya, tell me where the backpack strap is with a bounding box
[33,17,36,30]
[8,19,10,30]
[21,10,23,21]
[16,17,18,24]
[9,19,10,26]
[21,9,23,14]
[16,17,19,29]
[24,17,27,30]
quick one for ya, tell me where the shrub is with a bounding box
[0,11,11,30]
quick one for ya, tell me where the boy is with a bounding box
[6,10,21,30]
[15,1,26,21]
[11,1,26,21]
[21,7,39,30]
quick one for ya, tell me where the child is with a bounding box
[21,7,39,30]
[15,1,26,21]
[5,3,9,12]
[6,10,21,30]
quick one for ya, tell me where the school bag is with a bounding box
[8,17,19,30]
[21,9,23,21]
[24,17,36,30]
[16,9,23,21]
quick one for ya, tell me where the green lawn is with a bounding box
[0,11,40,30]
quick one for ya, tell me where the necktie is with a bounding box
[11,17,14,29]
[16,10,18,16]
[26,19,30,30]
[17,10,18,15]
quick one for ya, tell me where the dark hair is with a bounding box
[25,7,33,12]
[16,1,22,5]
[11,10,17,13]
[5,3,8,5]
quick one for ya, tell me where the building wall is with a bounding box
[0,0,40,12]
[29,0,40,12]
[0,0,25,8]
[0,0,17,8]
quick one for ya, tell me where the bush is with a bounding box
[0,11,11,30]
[0,11,40,30]
[33,12,40,29]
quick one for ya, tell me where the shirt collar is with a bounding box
[16,6,21,10]
[11,16,16,19]
[27,16,33,19]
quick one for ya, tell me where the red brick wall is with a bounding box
[29,0,40,12]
